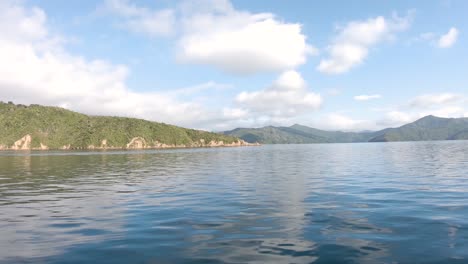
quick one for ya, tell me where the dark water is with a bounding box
[1,142,468,264]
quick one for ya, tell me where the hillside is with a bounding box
[0,102,252,150]
[225,126,326,144]
[369,115,468,142]
[224,116,468,144]
[224,125,382,144]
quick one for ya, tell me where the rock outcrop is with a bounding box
[39,143,49,150]
[11,135,32,150]
[126,137,147,149]
[208,140,224,147]
[0,136,259,151]
[61,144,71,150]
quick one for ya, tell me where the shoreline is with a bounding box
[0,135,260,151]
[0,144,261,152]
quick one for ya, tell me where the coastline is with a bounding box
[0,134,260,151]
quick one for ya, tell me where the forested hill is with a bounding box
[224,116,468,144]
[0,102,253,150]
[368,115,468,142]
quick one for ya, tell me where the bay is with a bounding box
[1,141,467,263]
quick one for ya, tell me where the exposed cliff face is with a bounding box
[11,135,32,150]
[127,137,147,149]
[0,135,259,151]
[0,134,52,150]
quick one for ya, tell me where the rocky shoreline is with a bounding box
[0,134,260,151]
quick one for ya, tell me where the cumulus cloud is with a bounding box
[438,27,459,48]
[377,93,467,127]
[354,94,381,101]
[102,0,175,37]
[0,1,229,130]
[102,0,316,74]
[312,113,373,131]
[318,13,412,74]
[377,111,413,127]
[178,3,316,74]
[234,70,322,120]
[378,107,467,128]
[1,0,322,131]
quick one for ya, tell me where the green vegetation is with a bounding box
[224,116,468,144]
[369,115,468,142]
[224,125,380,144]
[3,101,466,148]
[0,101,240,149]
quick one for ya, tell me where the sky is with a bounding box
[0,0,467,131]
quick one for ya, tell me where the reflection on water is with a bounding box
[1,142,468,263]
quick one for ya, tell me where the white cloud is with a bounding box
[0,1,231,130]
[409,93,460,108]
[4,1,465,133]
[379,107,467,128]
[2,1,324,131]
[102,0,316,74]
[234,70,322,120]
[315,113,373,131]
[318,13,412,74]
[377,93,467,127]
[103,0,175,37]
[326,113,366,130]
[419,106,466,118]
[377,111,413,127]
[0,2,47,41]
[354,94,381,101]
[413,27,459,48]
[438,27,459,48]
[177,0,316,74]
[222,107,249,119]
[167,81,232,97]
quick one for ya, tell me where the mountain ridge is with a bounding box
[2,101,467,148]
[224,115,468,144]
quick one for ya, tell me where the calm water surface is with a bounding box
[1,142,468,263]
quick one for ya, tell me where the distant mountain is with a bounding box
[0,102,253,150]
[224,115,468,144]
[369,115,468,142]
[224,125,384,144]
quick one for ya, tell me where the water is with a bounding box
[0,142,467,264]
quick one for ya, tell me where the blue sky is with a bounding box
[0,0,466,131]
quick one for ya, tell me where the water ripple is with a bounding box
[1,141,468,263]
